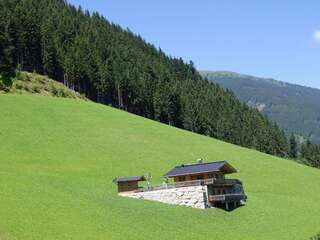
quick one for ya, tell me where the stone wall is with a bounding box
[119,185,208,209]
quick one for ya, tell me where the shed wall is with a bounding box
[117,181,138,192]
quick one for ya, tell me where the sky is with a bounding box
[69,0,320,89]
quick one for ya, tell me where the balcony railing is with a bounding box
[208,193,245,203]
[137,178,241,192]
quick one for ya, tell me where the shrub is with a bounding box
[0,72,13,92]
[14,81,24,90]
[24,73,31,82]
[35,75,47,84]
[0,81,5,92]
[23,84,32,92]
[31,84,41,93]
[310,233,320,240]
[51,85,58,96]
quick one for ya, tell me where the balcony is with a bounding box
[139,178,241,192]
[211,179,241,186]
[208,193,245,203]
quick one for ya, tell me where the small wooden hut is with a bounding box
[113,175,146,192]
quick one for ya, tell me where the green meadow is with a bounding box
[0,94,319,240]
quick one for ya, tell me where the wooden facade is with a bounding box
[173,172,224,182]
[117,181,139,192]
[163,160,247,209]
[113,176,146,193]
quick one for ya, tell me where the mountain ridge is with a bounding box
[201,70,320,143]
[201,70,320,90]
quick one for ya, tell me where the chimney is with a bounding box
[197,158,203,164]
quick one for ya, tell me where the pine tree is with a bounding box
[0,17,15,90]
[41,17,57,78]
[289,134,298,159]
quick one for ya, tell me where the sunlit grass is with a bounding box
[0,94,319,239]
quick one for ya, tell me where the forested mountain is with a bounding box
[0,0,289,157]
[201,71,320,143]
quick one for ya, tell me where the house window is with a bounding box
[178,176,186,182]
[197,175,204,180]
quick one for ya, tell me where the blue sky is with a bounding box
[69,0,320,89]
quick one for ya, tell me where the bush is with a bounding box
[49,83,58,96]
[35,75,47,84]
[24,73,31,82]
[14,81,24,90]
[0,72,13,92]
[22,84,32,92]
[0,80,5,92]
[310,234,320,240]
[31,84,41,93]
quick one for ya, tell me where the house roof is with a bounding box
[113,175,146,183]
[163,160,237,178]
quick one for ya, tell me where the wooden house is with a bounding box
[163,160,236,182]
[113,175,146,192]
[163,160,247,209]
[114,160,246,210]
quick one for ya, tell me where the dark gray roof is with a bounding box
[113,176,145,183]
[163,160,237,177]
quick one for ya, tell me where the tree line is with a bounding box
[1,0,290,157]
[289,134,320,168]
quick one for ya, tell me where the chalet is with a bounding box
[163,160,236,182]
[163,160,247,209]
[114,160,246,210]
[113,175,146,192]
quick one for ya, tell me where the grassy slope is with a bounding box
[0,94,319,240]
[0,71,86,100]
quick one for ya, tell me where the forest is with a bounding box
[300,140,320,168]
[0,0,293,158]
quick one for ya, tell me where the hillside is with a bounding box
[0,0,289,158]
[0,94,320,240]
[201,71,320,143]
[0,71,86,99]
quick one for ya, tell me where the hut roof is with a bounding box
[163,160,237,178]
[113,175,146,183]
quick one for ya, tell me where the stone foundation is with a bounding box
[119,185,208,209]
